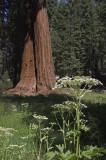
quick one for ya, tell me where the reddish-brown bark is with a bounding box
[8,0,55,96]
[34,0,55,92]
[7,37,37,96]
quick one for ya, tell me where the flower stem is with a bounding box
[76,106,80,157]
[63,119,66,149]
[38,121,42,160]
[46,135,49,152]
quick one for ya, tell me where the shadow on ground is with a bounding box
[1,92,106,147]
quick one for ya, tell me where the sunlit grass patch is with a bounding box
[0,102,38,159]
[0,87,106,159]
[82,92,106,104]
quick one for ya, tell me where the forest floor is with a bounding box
[0,90,106,159]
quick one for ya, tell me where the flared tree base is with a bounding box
[7,84,53,96]
[7,86,36,96]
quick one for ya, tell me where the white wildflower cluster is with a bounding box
[33,114,48,120]
[72,77,103,86]
[87,78,103,86]
[63,101,77,107]
[12,105,17,112]
[53,76,72,89]
[29,123,38,130]
[7,144,26,149]
[80,119,88,124]
[53,76,103,90]
[21,134,35,140]
[51,105,56,108]
[4,132,13,137]
[41,127,50,132]
[0,126,9,132]
[0,127,17,137]
[52,101,78,111]
[7,145,19,148]
[63,101,77,111]
[21,103,29,108]
[54,104,71,110]
[80,103,87,109]
[80,111,86,117]
[6,128,17,132]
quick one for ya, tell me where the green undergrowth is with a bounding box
[0,93,71,159]
[0,91,106,159]
[62,89,106,146]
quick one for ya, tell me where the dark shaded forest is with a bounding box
[0,0,106,87]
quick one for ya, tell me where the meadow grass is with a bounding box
[82,92,106,147]
[0,93,70,159]
[0,91,106,159]
[62,89,106,146]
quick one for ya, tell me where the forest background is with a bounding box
[0,0,106,87]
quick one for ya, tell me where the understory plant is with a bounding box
[44,76,106,160]
[0,76,106,159]
[0,126,26,160]
[0,71,13,93]
[0,103,36,160]
[33,114,55,160]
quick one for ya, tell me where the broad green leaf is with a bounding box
[56,144,64,153]
[44,151,55,160]
[82,150,92,159]
[66,130,80,137]
[80,125,90,132]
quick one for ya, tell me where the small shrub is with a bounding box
[0,71,13,93]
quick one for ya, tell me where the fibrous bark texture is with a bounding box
[8,0,55,96]
[34,5,55,92]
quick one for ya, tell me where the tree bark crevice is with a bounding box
[7,0,55,96]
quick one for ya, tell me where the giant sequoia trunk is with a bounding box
[8,0,55,96]
[34,0,55,92]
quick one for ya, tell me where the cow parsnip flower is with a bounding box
[33,114,48,120]
[41,127,50,132]
[21,103,29,108]
[53,76,103,89]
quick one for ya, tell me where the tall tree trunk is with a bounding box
[8,0,36,95]
[14,38,36,95]
[34,0,55,92]
[8,0,55,96]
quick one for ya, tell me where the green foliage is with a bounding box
[6,0,25,85]
[0,71,13,91]
[44,77,105,160]
[47,0,106,79]
[0,103,38,160]
[96,0,106,76]
[0,0,8,76]
[48,0,82,76]
[0,126,26,160]
[47,0,58,29]
[45,144,78,160]
[82,146,106,159]
[0,88,106,159]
